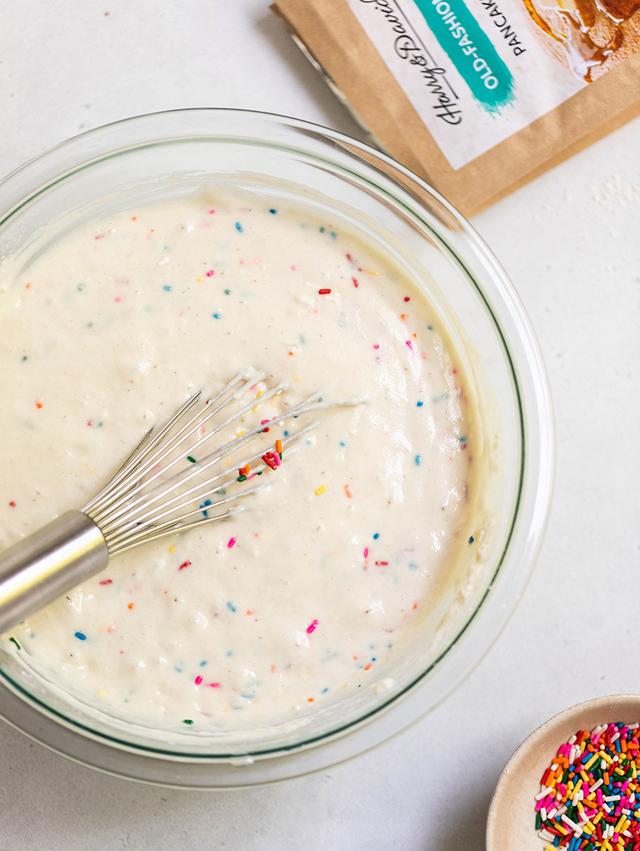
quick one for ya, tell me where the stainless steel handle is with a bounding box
[0,511,108,634]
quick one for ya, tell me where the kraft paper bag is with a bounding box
[273,0,640,215]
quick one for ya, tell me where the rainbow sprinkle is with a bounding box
[535,722,640,849]
[262,451,279,471]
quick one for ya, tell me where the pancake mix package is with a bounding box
[272,0,640,214]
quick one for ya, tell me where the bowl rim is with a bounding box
[0,107,555,784]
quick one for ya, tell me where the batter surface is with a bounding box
[0,189,478,733]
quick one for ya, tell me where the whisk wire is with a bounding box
[86,369,256,519]
[90,379,287,528]
[81,370,333,556]
[100,422,316,543]
[83,391,202,516]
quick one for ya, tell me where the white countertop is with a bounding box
[1,2,639,849]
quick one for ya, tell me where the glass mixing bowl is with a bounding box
[0,109,553,787]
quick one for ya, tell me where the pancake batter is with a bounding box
[0,189,480,733]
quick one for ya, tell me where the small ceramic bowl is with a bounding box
[487,694,640,851]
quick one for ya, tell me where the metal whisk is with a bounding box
[0,368,336,634]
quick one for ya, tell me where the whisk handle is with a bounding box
[0,511,108,635]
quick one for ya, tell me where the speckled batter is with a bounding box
[0,190,479,732]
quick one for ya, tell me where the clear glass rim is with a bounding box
[0,108,554,779]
